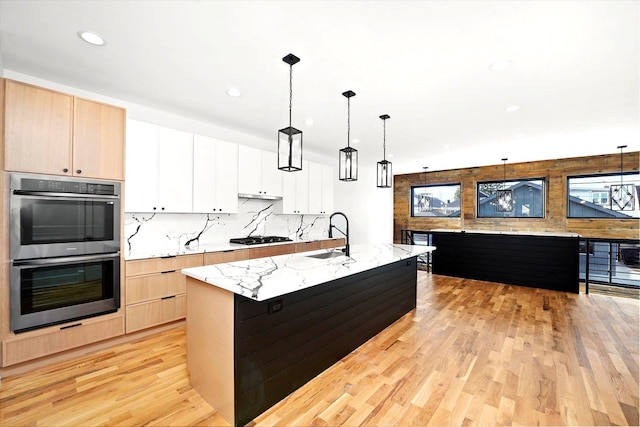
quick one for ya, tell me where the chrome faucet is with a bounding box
[329,212,350,257]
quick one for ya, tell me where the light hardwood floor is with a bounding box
[1,272,638,426]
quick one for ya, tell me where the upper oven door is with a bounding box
[10,190,121,260]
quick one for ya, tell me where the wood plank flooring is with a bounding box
[1,272,638,426]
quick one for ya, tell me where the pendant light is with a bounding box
[496,158,514,212]
[376,114,392,188]
[278,53,302,172]
[339,90,358,181]
[611,145,634,210]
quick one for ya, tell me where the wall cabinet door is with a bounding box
[238,145,262,195]
[157,127,193,213]
[4,80,125,180]
[261,151,283,198]
[238,146,283,198]
[4,80,73,175]
[125,120,159,212]
[283,161,309,214]
[73,98,125,180]
[321,164,334,214]
[308,162,334,215]
[193,135,238,213]
[125,120,193,213]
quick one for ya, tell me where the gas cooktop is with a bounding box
[229,236,293,245]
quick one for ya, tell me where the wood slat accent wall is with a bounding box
[394,152,640,240]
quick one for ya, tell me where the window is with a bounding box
[477,178,545,218]
[411,184,461,217]
[567,172,640,218]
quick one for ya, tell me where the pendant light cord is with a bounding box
[347,97,351,148]
[382,118,386,160]
[618,145,626,187]
[289,64,293,128]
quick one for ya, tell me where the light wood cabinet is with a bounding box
[124,253,202,333]
[193,135,239,213]
[248,243,297,259]
[282,160,309,214]
[125,119,193,213]
[73,98,125,180]
[2,314,124,367]
[4,79,125,180]
[238,145,283,198]
[203,249,250,265]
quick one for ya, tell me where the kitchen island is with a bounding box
[182,243,434,426]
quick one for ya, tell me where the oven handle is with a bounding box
[12,253,120,266]
[12,190,120,200]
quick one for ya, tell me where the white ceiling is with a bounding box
[1,0,638,174]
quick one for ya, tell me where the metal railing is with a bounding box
[581,238,640,294]
[401,230,432,271]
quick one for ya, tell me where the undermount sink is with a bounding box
[306,251,347,260]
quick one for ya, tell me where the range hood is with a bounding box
[238,193,283,201]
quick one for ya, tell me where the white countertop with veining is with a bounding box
[429,229,580,237]
[181,243,435,301]
[124,237,343,261]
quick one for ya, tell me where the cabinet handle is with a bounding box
[63,168,69,173]
[161,269,177,274]
[161,207,165,211]
[153,207,157,211]
[160,255,176,259]
[161,295,176,300]
[76,169,82,174]
[60,323,82,330]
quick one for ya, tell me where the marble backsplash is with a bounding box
[124,198,329,254]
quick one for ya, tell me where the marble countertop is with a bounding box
[429,229,580,237]
[181,243,435,301]
[124,237,343,261]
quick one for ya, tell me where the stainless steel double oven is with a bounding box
[9,173,121,333]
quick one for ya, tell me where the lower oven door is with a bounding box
[10,253,121,333]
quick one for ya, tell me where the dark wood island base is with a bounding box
[187,256,419,426]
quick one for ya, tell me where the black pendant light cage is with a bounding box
[339,90,358,181]
[496,158,514,212]
[610,145,634,210]
[278,53,303,172]
[377,114,392,188]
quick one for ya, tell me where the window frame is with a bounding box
[567,171,640,219]
[476,177,546,218]
[410,183,462,218]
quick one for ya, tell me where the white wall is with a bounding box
[2,70,392,244]
[333,164,393,244]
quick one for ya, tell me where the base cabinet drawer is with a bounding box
[203,249,250,265]
[126,294,186,333]
[2,315,124,367]
[126,271,186,305]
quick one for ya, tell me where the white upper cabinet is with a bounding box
[308,162,334,215]
[125,120,159,212]
[125,119,193,213]
[193,135,239,213]
[320,164,334,214]
[282,160,309,214]
[238,145,283,198]
[157,127,193,213]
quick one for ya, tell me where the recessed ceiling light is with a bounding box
[505,105,520,113]
[489,59,512,72]
[77,30,106,46]
[304,118,314,126]
[225,88,241,97]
